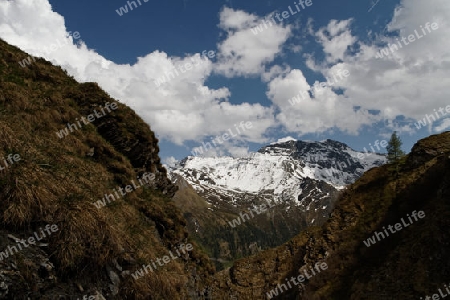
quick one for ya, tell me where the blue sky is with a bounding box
[1,0,449,164]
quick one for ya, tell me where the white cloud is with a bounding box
[0,0,275,149]
[218,7,258,31]
[315,19,357,63]
[434,118,450,132]
[271,0,450,136]
[327,19,353,37]
[267,68,376,136]
[261,64,291,82]
[163,156,178,168]
[272,136,297,144]
[214,7,292,77]
[336,0,450,126]
[227,146,250,158]
[190,139,250,158]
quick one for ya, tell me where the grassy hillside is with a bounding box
[0,38,214,299]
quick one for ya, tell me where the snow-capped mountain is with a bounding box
[169,139,386,205]
[168,139,386,269]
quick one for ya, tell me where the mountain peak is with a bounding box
[173,139,386,199]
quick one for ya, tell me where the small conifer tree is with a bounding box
[387,131,405,163]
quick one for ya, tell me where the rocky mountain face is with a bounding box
[210,131,450,299]
[169,139,386,269]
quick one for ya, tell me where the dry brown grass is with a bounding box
[0,38,214,298]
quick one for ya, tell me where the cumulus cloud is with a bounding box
[261,64,291,82]
[163,156,178,168]
[315,19,356,64]
[214,7,292,77]
[267,0,450,137]
[267,68,376,136]
[434,118,450,132]
[191,140,251,158]
[0,0,275,148]
[335,0,450,127]
[227,146,251,158]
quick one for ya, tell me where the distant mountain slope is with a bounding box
[169,139,386,270]
[211,131,450,300]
